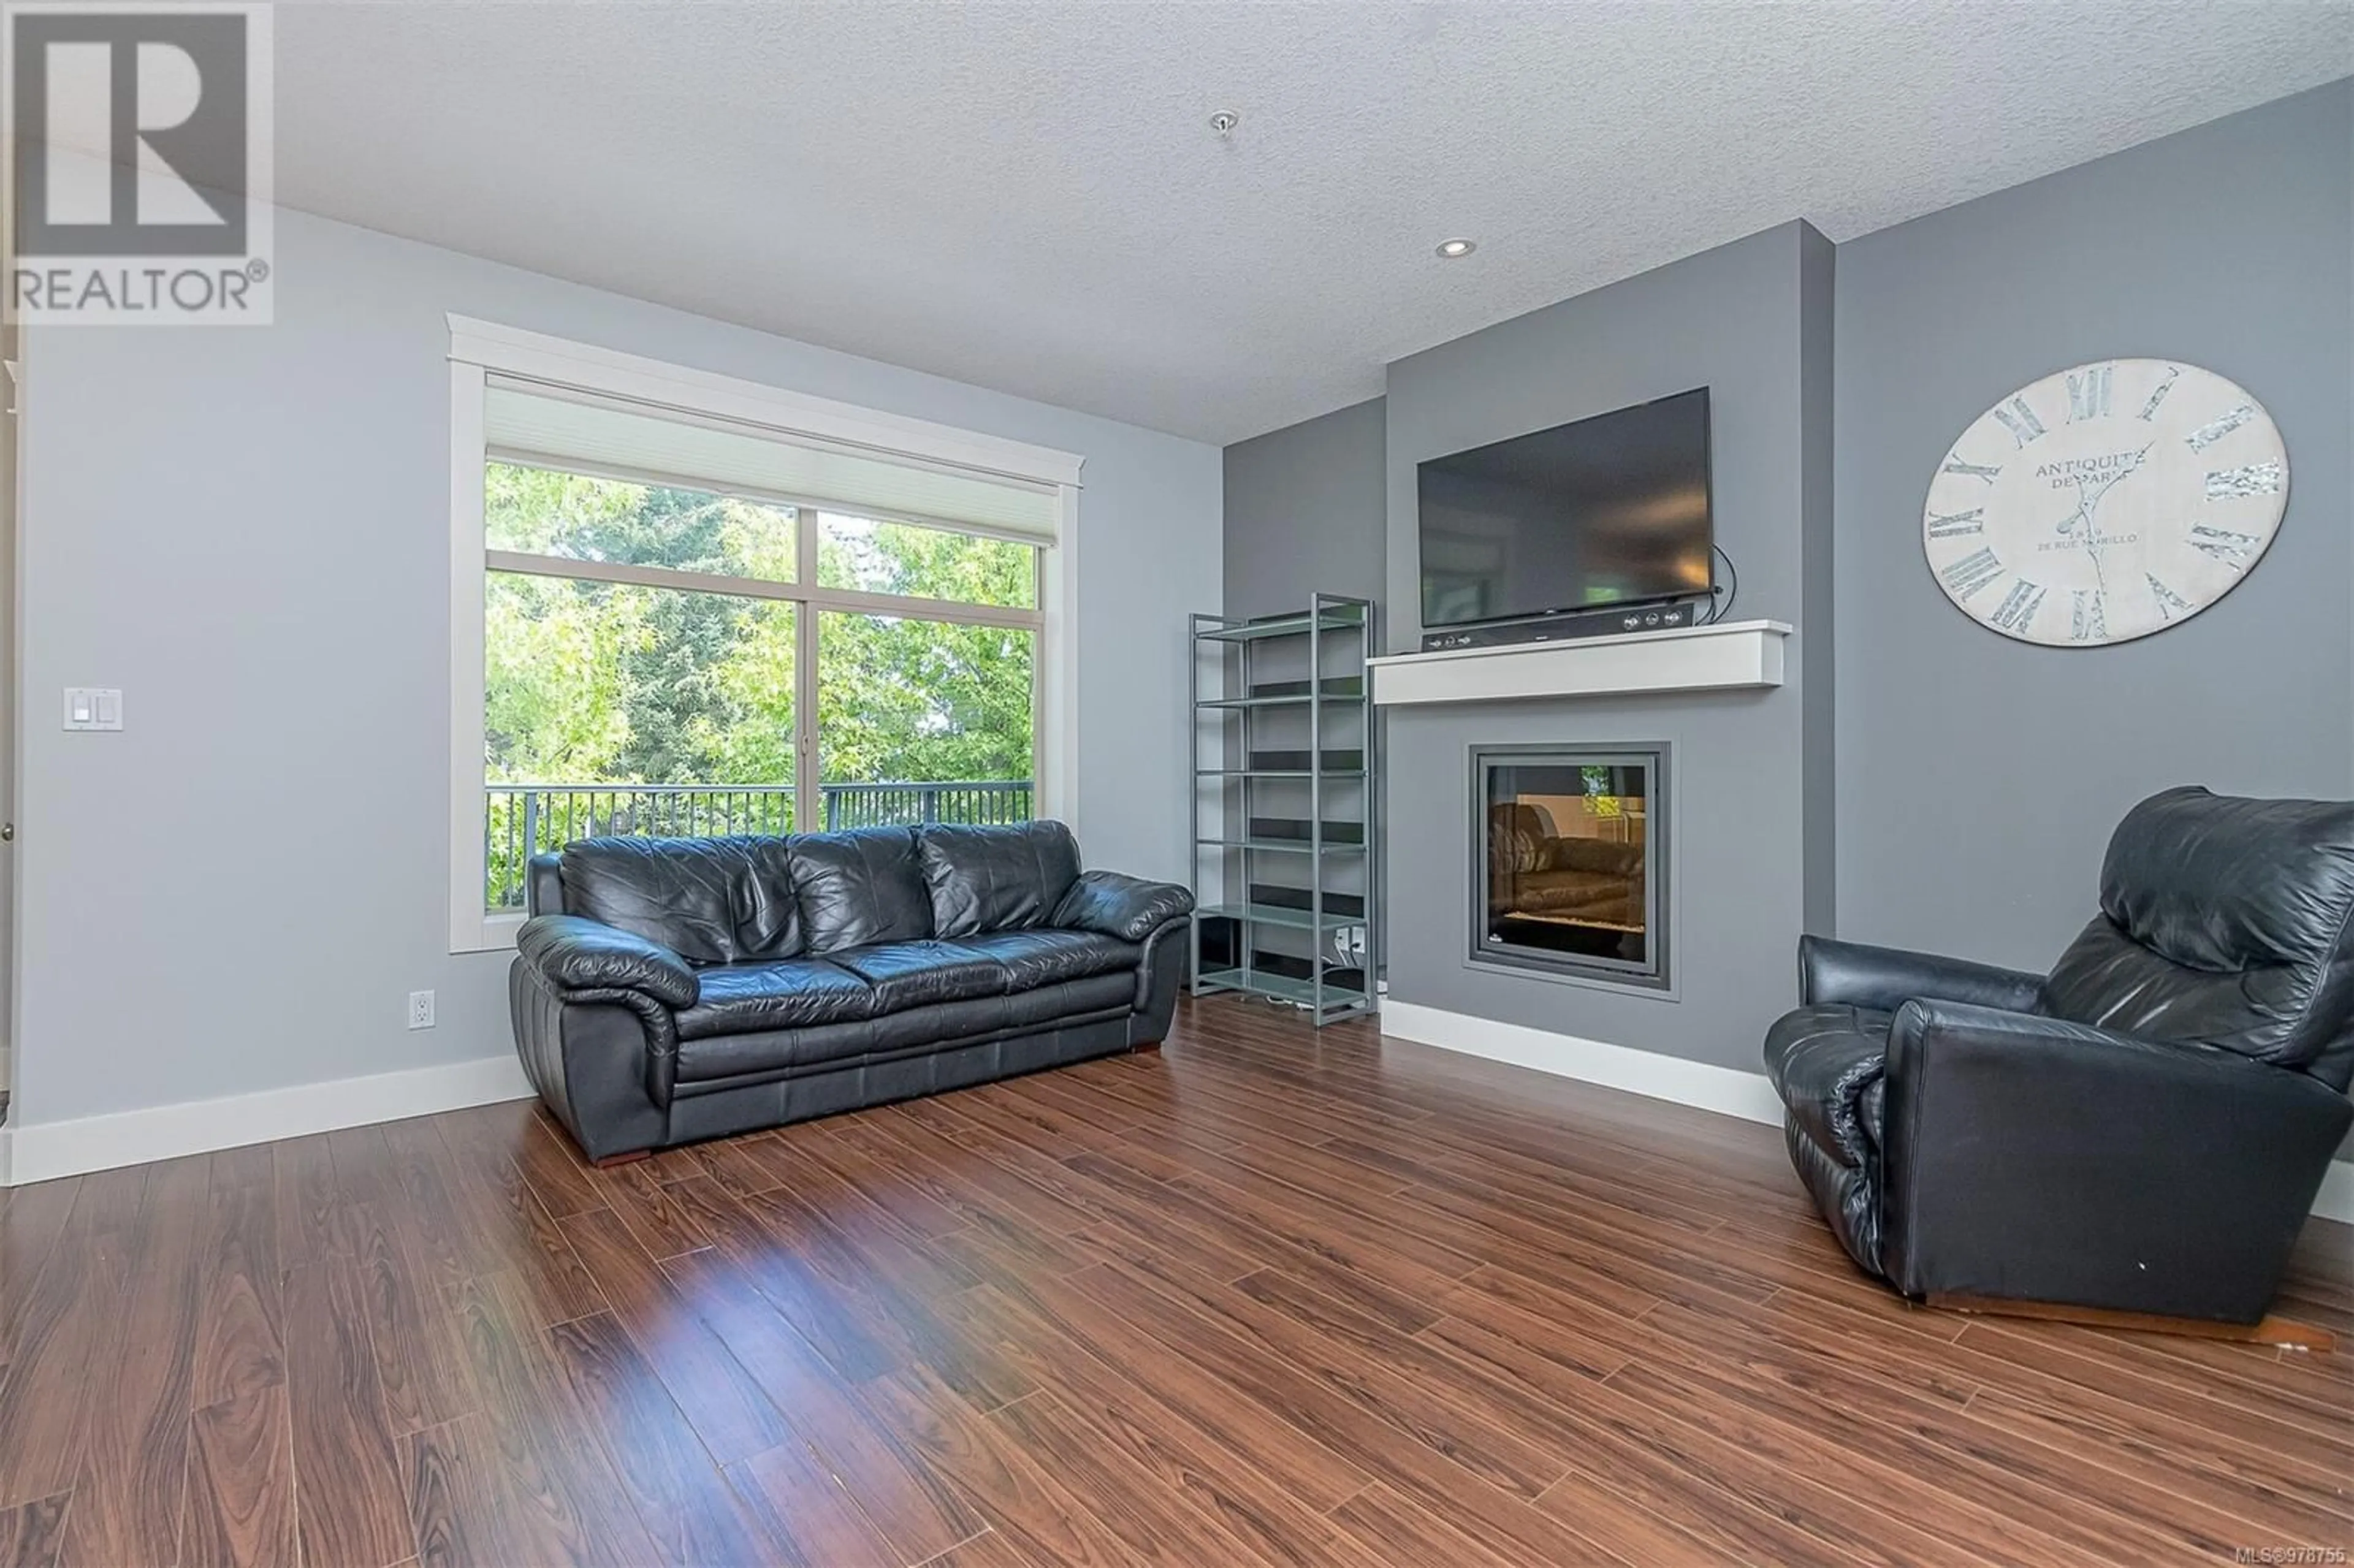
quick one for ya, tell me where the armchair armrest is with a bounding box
[1798,934,2041,1014]
[1880,999,2352,1320]
[516,915,699,1010]
[1053,870,1194,942]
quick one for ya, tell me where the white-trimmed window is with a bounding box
[448,319,1081,951]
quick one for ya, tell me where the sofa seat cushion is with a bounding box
[672,970,1145,1091]
[1503,872,1642,923]
[1006,969,1138,1027]
[676,1018,868,1084]
[956,929,1140,991]
[675,957,875,1042]
[1764,1002,1891,1169]
[827,940,1016,1012]
[1503,871,1614,913]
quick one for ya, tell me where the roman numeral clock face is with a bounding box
[1922,360,2287,645]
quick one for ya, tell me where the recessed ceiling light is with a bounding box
[1436,238,1477,259]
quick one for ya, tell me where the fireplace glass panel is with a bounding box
[1477,748,1664,986]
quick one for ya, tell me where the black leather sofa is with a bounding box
[508,821,1192,1162]
[1765,786,2353,1328]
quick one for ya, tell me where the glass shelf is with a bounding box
[1194,607,1368,644]
[1194,967,1371,1012]
[1196,837,1369,854]
[1197,684,1365,710]
[1195,901,1361,932]
[1195,768,1366,779]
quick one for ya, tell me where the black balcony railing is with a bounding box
[485,780,1034,911]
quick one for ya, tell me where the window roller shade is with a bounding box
[483,378,1061,546]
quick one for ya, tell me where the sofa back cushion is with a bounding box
[788,826,934,952]
[2041,786,2354,1086]
[559,835,801,965]
[916,821,1083,937]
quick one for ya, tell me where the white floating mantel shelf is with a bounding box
[1369,619,1791,707]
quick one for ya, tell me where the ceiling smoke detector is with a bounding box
[1436,238,1477,259]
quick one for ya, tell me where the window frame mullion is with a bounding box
[481,549,1045,631]
[795,508,821,831]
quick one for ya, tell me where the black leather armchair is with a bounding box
[1766,786,2354,1330]
[509,820,1192,1162]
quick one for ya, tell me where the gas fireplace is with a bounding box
[1474,745,1668,989]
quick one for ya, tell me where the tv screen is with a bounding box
[1417,388,1713,630]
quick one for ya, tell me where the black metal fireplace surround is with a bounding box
[1474,744,1668,989]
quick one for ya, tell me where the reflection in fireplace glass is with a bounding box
[1482,752,1658,981]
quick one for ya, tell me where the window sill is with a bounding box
[453,913,524,956]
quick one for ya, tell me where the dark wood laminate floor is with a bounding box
[0,995,2348,1567]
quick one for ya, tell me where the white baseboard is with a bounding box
[1379,998,1786,1127]
[0,1054,535,1186]
[1377,999,2354,1224]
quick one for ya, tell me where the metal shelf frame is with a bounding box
[1187,592,1378,1025]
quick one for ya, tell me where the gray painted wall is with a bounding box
[1223,86,2349,1089]
[15,204,1221,1128]
[1209,397,1388,970]
[1222,397,1386,622]
[1382,222,1834,1073]
[1834,80,2353,970]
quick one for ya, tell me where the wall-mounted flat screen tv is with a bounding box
[1417,387,1714,630]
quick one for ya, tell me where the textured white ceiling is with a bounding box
[274,2,2353,444]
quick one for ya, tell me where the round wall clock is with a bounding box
[1921,359,2287,645]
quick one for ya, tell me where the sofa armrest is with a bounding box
[1797,934,2042,1014]
[516,915,699,1010]
[1053,870,1194,942]
[1880,998,2352,1320]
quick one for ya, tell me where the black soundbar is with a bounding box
[1419,596,1708,652]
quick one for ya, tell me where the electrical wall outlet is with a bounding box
[407,990,436,1030]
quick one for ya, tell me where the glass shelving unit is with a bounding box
[1187,592,1377,1024]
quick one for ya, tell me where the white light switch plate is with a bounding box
[63,688,122,731]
